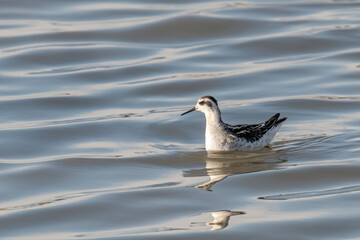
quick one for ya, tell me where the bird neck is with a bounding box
[204,109,223,128]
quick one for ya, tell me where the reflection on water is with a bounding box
[191,210,246,231]
[184,149,287,191]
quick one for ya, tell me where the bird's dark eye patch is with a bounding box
[199,101,205,105]
[205,101,212,107]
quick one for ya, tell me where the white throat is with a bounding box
[203,109,225,150]
[204,109,222,125]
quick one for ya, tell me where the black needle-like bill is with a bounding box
[181,107,196,116]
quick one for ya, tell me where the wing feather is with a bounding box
[224,113,283,142]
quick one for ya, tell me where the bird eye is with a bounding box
[199,101,205,105]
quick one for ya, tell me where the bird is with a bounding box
[181,96,287,151]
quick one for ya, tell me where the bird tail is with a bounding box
[264,113,287,128]
[264,113,280,127]
[263,113,287,145]
[275,117,287,126]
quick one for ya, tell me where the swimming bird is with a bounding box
[181,96,287,151]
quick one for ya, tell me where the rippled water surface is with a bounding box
[1,0,360,239]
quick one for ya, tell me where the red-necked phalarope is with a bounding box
[181,96,287,151]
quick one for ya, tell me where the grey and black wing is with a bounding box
[225,113,287,142]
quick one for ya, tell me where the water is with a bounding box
[1,0,360,239]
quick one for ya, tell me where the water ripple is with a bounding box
[259,185,360,200]
[1,0,360,239]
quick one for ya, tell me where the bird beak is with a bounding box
[181,107,196,116]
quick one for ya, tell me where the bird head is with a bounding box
[181,96,219,116]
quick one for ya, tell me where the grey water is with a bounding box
[1,0,360,239]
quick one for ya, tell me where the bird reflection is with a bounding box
[191,210,245,231]
[184,148,287,191]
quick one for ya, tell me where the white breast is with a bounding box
[205,125,230,151]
